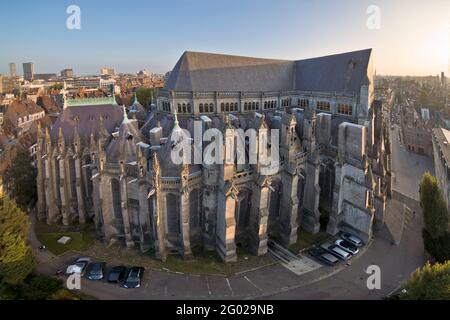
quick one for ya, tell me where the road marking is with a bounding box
[205,276,212,296]
[244,275,262,291]
[225,278,234,296]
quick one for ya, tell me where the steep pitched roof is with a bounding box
[164,49,373,94]
[165,51,295,92]
[294,49,372,93]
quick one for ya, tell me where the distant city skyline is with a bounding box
[0,0,448,77]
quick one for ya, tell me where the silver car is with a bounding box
[335,239,359,255]
[320,243,352,261]
[340,232,364,247]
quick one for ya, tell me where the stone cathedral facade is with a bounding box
[36,49,391,262]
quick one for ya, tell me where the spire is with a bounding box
[63,81,67,108]
[122,105,130,123]
[133,92,139,106]
[173,107,180,129]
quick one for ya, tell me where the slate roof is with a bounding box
[164,49,372,94]
[165,51,295,92]
[106,118,145,164]
[51,104,123,144]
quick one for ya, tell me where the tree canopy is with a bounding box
[399,261,450,300]
[136,88,156,107]
[419,172,449,239]
[0,197,35,285]
[3,149,37,208]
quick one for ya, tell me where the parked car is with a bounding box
[107,266,127,283]
[340,232,364,247]
[66,257,91,275]
[122,267,145,289]
[307,247,339,266]
[335,239,359,255]
[320,243,352,261]
[87,262,106,280]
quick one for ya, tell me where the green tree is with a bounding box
[398,261,450,300]
[3,149,37,208]
[422,229,450,262]
[136,88,155,107]
[419,172,449,239]
[0,197,35,285]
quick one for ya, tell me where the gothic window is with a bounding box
[299,99,309,108]
[317,101,330,112]
[166,193,180,234]
[337,103,353,115]
[111,178,122,220]
[189,189,201,229]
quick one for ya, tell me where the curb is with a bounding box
[244,237,375,299]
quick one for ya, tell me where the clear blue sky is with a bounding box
[0,0,448,76]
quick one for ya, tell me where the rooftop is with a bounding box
[433,127,450,166]
[165,48,373,93]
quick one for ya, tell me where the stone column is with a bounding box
[120,175,135,248]
[151,153,167,261]
[74,156,86,224]
[301,154,321,233]
[327,162,342,235]
[44,157,58,224]
[180,192,192,258]
[152,192,166,261]
[36,152,46,221]
[138,182,152,252]
[249,177,270,255]
[59,156,70,225]
[216,183,238,262]
[279,171,299,245]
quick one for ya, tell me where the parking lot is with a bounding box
[41,231,368,299]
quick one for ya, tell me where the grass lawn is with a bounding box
[288,229,330,254]
[35,221,95,255]
[85,243,275,276]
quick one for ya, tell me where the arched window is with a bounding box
[178,103,182,113]
[256,102,259,110]
[187,103,191,113]
[209,103,214,112]
[244,102,247,110]
[182,103,187,113]
[199,103,203,113]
